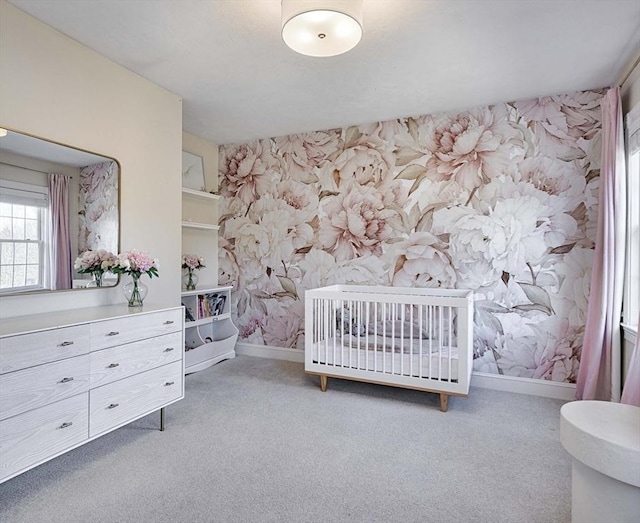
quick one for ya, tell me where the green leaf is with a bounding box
[407,117,419,143]
[396,164,427,181]
[475,309,504,335]
[252,290,272,300]
[569,203,587,222]
[475,300,510,314]
[394,147,424,167]
[558,147,586,162]
[344,126,362,148]
[549,243,576,255]
[409,173,429,195]
[586,169,600,183]
[514,304,552,315]
[518,282,554,314]
[276,276,298,299]
[318,190,339,199]
[416,208,433,232]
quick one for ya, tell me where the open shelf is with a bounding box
[181,220,219,230]
[181,187,221,200]
[181,285,237,374]
[185,313,231,328]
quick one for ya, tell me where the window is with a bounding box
[624,102,640,328]
[0,180,48,292]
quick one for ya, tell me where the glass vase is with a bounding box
[183,269,198,291]
[123,274,147,308]
[88,272,103,287]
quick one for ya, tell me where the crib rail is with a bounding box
[305,285,474,399]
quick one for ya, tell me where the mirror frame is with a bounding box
[0,125,121,295]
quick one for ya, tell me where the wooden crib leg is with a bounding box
[439,393,448,412]
[320,375,328,392]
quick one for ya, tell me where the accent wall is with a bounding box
[219,89,604,383]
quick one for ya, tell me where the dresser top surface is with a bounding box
[0,303,181,338]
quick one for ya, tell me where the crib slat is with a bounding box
[448,305,452,382]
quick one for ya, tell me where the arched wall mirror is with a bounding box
[0,127,120,294]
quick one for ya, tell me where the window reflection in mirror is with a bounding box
[0,128,119,294]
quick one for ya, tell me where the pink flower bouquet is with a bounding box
[112,249,159,279]
[182,254,206,271]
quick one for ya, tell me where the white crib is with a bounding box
[305,285,474,412]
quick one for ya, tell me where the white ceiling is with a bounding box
[7,0,640,145]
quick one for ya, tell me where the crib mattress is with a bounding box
[311,338,459,381]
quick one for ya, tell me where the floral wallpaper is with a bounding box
[219,89,603,383]
[78,160,118,253]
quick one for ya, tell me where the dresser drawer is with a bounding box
[0,393,88,482]
[90,309,182,351]
[89,360,183,437]
[0,325,90,374]
[90,331,183,388]
[0,354,90,421]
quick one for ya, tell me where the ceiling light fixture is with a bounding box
[281,0,363,57]
[0,128,7,138]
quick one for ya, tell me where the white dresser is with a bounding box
[0,304,184,483]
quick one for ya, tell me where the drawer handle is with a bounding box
[163,347,174,352]
[163,320,174,325]
[107,363,120,368]
[107,403,119,409]
[106,331,120,337]
[59,377,74,383]
[59,422,73,429]
[58,341,74,347]
[165,381,175,386]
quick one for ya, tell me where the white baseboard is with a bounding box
[235,342,305,363]
[471,372,576,401]
[235,343,576,400]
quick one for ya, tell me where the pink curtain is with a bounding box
[48,173,73,290]
[575,88,627,401]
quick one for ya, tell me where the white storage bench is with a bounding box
[305,285,474,412]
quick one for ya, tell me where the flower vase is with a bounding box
[183,269,198,291]
[123,274,147,308]
[86,272,103,288]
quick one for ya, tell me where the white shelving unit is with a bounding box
[181,285,238,374]
[181,174,237,374]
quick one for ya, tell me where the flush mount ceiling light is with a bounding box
[282,0,363,57]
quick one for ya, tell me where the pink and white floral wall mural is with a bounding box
[219,89,603,383]
[78,161,118,254]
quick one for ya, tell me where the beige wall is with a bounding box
[0,1,183,318]
[620,55,640,114]
[181,132,219,285]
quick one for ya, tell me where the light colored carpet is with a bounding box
[0,356,572,523]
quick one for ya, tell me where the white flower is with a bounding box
[299,249,385,290]
[262,300,305,349]
[386,232,456,288]
[513,90,602,156]
[220,140,278,204]
[276,180,320,223]
[274,129,342,182]
[494,317,581,382]
[418,104,523,190]
[318,182,395,261]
